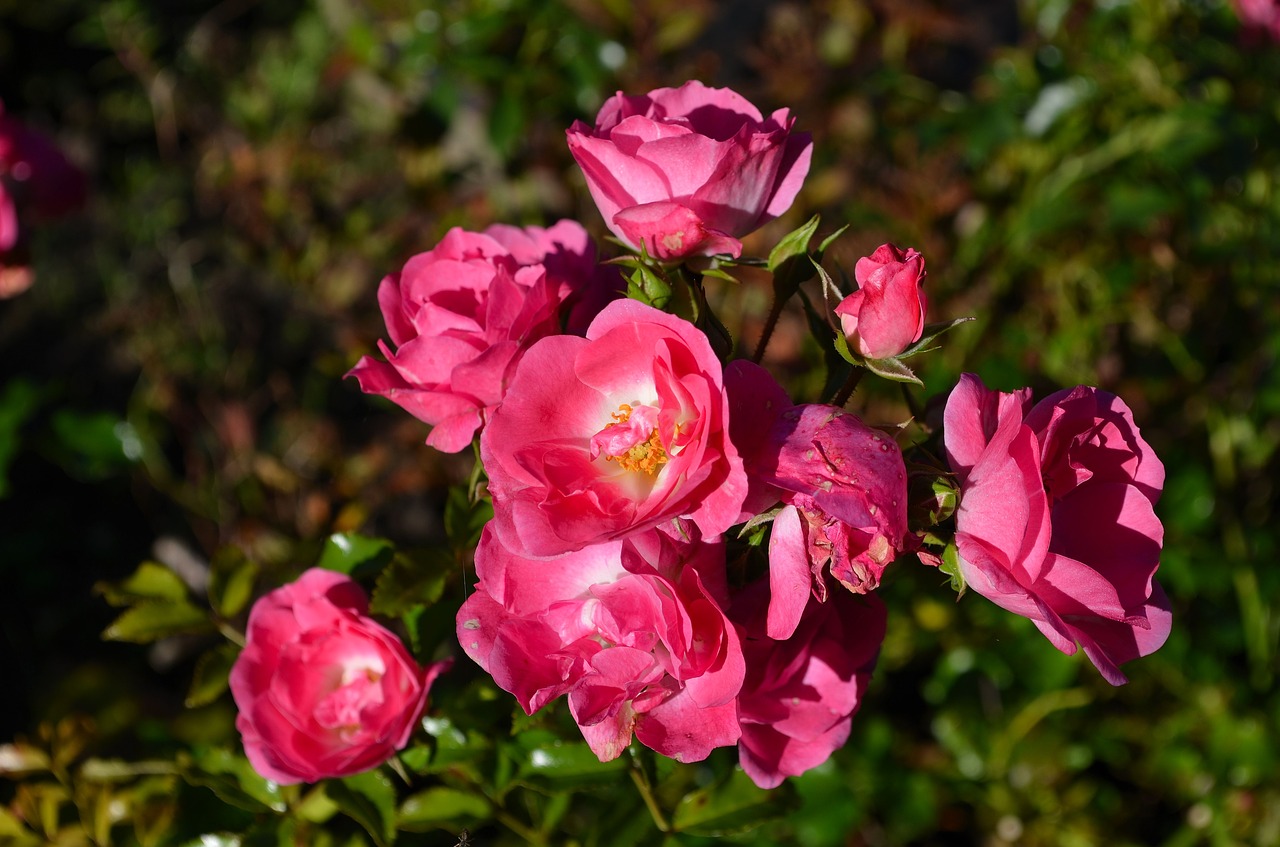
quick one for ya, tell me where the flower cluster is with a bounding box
[229,80,1171,788]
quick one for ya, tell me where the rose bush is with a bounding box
[566,80,812,261]
[481,298,759,557]
[731,582,886,788]
[834,243,928,360]
[347,221,618,452]
[943,374,1171,684]
[457,526,743,762]
[229,568,449,783]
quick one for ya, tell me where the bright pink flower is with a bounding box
[0,102,86,298]
[834,243,928,360]
[943,374,1170,685]
[482,298,753,557]
[347,221,620,452]
[230,569,449,783]
[724,362,908,639]
[457,526,744,763]
[731,581,885,788]
[566,80,812,261]
[1235,0,1280,43]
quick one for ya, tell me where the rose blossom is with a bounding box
[944,373,1171,685]
[724,362,909,638]
[731,580,886,788]
[230,568,449,783]
[481,298,757,557]
[457,526,744,763]
[566,80,812,261]
[834,243,928,360]
[1235,0,1280,43]
[347,220,620,453]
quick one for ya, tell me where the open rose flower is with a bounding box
[834,243,928,360]
[566,80,812,261]
[944,374,1171,685]
[1235,0,1280,43]
[457,526,743,763]
[731,580,886,788]
[230,569,450,783]
[347,221,620,452]
[725,362,908,639]
[482,298,757,557]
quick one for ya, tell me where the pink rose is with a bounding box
[834,243,927,360]
[347,220,620,452]
[230,568,449,783]
[943,374,1171,685]
[731,581,885,788]
[481,298,750,557]
[724,361,908,638]
[457,526,744,763]
[1235,0,1280,43]
[566,80,812,261]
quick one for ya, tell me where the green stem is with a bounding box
[830,366,865,407]
[751,295,784,363]
[629,759,670,833]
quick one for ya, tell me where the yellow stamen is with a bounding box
[604,404,669,476]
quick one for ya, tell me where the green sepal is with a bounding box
[863,355,923,386]
[940,541,967,597]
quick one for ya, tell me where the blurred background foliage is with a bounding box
[1,0,1278,844]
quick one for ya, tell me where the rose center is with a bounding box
[589,403,669,476]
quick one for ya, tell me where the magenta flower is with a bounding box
[943,374,1171,685]
[229,569,450,783]
[566,80,812,261]
[834,243,928,360]
[482,299,756,557]
[457,526,744,763]
[347,221,620,452]
[731,581,886,788]
[1235,0,1280,43]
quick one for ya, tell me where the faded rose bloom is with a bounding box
[944,374,1171,685]
[347,221,620,452]
[457,526,743,763]
[0,103,87,298]
[230,569,449,783]
[724,361,908,639]
[566,80,812,261]
[731,580,885,788]
[482,299,759,558]
[834,243,927,360]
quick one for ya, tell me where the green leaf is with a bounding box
[510,733,628,790]
[178,749,286,813]
[626,263,673,310]
[0,742,51,776]
[832,330,859,366]
[816,223,851,254]
[326,769,397,847]
[697,266,739,284]
[368,549,452,618]
[96,561,190,607]
[208,547,259,619]
[863,355,923,386]
[940,541,966,597]
[186,642,242,708]
[103,601,214,643]
[78,758,177,782]
[443,486,492,551]
[897,316,975,360]
[671,768,796,836]
[766,214,820,274]
[317,532,394,576]
[397,787,491,831]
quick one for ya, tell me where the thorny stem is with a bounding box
[751,295,785,363]
[628,756,670,833]
[830,366,865,407]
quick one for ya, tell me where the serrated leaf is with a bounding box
[318,533,394,576]
[326,770,396,847]
[671,769,796,836]
[207,548,259,619]
[369,549,452,618]
[95,561,189,607]
[186,642,241,708]
[766,214,820,274]
[178,749,285,813]
[103,601,213,643]
[397,787,491,831]
[863,355,923,386]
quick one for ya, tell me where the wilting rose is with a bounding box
[834,243,927,360]
[482,298,756,557]
[724,361,908,639]
[347,221,620,452]
[230,569,449,783]
[944,374,1170,685]
[0,102,87,298]
[457,526,743,763]
[731,581,885,788]
[566,80,812,261]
